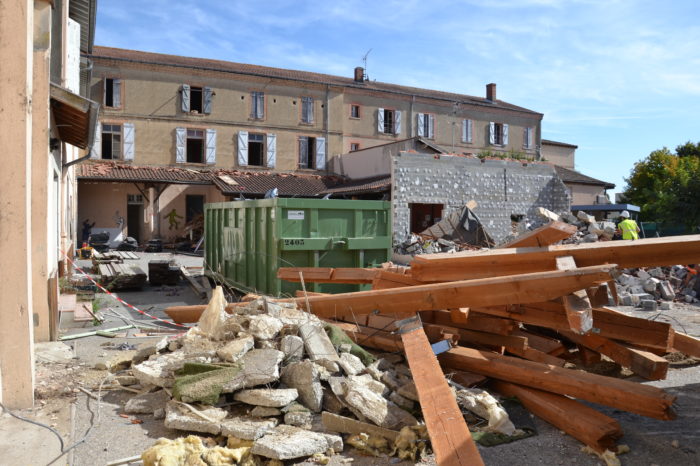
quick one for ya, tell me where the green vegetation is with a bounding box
[623,141,700,229]
[476,149,534,161]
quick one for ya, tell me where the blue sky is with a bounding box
[95,0,700,196]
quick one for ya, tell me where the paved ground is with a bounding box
[1,252,699,465]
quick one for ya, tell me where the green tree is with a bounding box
[623,143,700,230]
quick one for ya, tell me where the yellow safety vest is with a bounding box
[619,219,639,240]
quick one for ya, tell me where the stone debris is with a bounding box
[220,417,278,440]
[280,334,305,361]
[247,314,283,340]
[216,334,254,362]
[124,389,170,414]
[281,359,323,412]
[234,388,299,407]
[615,265,700,306]
[338,352,365,376]
[163,401,227,435]
[251,425,342,460]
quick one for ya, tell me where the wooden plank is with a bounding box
[295,265,615,319]
[510,329,567,356]
[500,221,578,248]
[439,346,676,420]
[576,345,602,366]
[410,234,700,282]
[277,267,378,284]
[607,280,620,306]
[586,285,611,308]
[400,326,484,466]
[423,323,528,351]
[445,370,488,388]
[294,290,330,297]
[425,310,515,335]
[449,308,469,325]
[322,412,400,442]
[506,346,567,367]
[556,256,593,334]
[491,381,623,453]
[371,270,423,290]
[561,330,669,380]
[672,330,700,358]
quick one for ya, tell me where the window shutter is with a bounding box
[467,119,473,143]
[489,122,495,145]
[428,114,435,139]
[90,122,101,159]
[237,131,248,166]
[377,108,384,133]
[298,136,309,168]
[417,113,425,137]
[181,84,190,113]
[266,133,276,168]
[503,124,509,145]
[122,122,135,161]
[206,128,217,164]
[303,97,313,123]
[113,79,121,108]
[203,87,213,114]
[175,127,186,163]
[461,119,467,142]
[254,92,264,119]
[315,137,326,170]
[394,110,402,135]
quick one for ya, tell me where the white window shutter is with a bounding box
[181,84,190,112]
[461,119,468,142]
[122,122,135,161]
[489,122,495,145]
[298,137,308,168]
[206,128,216,164]
[394,110,401,135]
[237,131,248,166]
[266,133,276,168]
[113,79,121,107]
[377,108,384,133]
[254,93,264,119]
[90,122,101,159]
[175,127,186,163]
[467,119,473,143]
[503,124,509,145]
[315,137,326,170]
[417,113,425,137]
[428,114,435,139]
[203,87,213,114]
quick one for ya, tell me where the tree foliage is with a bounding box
[623,142,700,230]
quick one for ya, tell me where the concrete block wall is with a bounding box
[392,152,570,244]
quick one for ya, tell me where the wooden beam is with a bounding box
[500,221,578,248]
[277,267,378,284]
[400,327,484,465]
[295,265,615,319]
[556,256,594,334]
[506,346,567,367]
[672,330,700,358]
[561,330,669,380]
[490,381,622,453]
[510,329,567,356]
[371,270,423,290]
[439,346,676,420]
[410,234,700,282]
[424,310,515,336]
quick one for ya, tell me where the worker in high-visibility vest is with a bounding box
[617,210,640,240]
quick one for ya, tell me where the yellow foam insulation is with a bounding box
[391,425,429,461]
[581,444,630,466]
[142,435,258,466]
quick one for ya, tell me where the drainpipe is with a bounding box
[324,84,330,172]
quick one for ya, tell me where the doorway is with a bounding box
[127,194,144,242]
[186,195,205,223]
[410,203,443,234]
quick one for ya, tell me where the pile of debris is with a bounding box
[275,230,700,465]
[614,265,700,309]
[531,207,618,244]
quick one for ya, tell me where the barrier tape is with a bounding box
[62,251,192,329]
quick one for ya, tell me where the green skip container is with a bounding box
[204,198,391,297]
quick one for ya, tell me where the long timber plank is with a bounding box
[500,221,578,248]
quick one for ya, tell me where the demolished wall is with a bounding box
[391,152,570,244]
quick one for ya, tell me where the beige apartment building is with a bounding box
[79,47,544,242]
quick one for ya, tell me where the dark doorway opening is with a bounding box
[410,203,443,233]
[127,204,142,243]
[186,195,205,223]
[248,133,264,166]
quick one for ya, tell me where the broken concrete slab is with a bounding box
[343,375,418,430]
[248,315,284,340]
[397,382,420,402]
[321,411,400,442]
[163,401,226,435]
[659,281,675,300]
[536,207,561,223]
[251,425,339,460]
[222,349,285,392]
[220,417,278,440]
[281,360,323,412]
[124,389,170,414]
[115,375,138,386]
[298,322,340,364]
[338,352,365,376]
[132,352,186,388]
[216,335,254,362]
[250,406,282,417]
[577,211,595,224]
[234,388,299,407]
[280,335,304,362]
[34,342,75,364]
[640,300,658,312]
[643,278,661,293]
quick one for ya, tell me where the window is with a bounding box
[186,129,204,163]
[417,113,435,139]
[489,122,509,146]
[248,133,265,166]
[101,124,121,159]
[298,136,326,170]
[181,85,213,114]
[462,119,473,143]
[378,108,401,135]
[251,91,265,119]
[127,194,144,204]
[350,104,360,119]
[523,127,533,149]
[350,143,360,152]
[237,131,275,168]
[104,78,121,108]
[301,96,314,123]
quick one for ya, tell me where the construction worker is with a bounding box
[617,210,640,240]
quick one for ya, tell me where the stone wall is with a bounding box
[391,152,570,244]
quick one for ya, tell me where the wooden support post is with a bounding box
[671,330,700,358]
[439,346,676,420]
[400,326,484,466]
[556,256,593,334]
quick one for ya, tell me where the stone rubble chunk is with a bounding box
[581,233,599,243]
[338,352,365,376]
[115,375,138,386]
[649,268,666,279]
[250,406,282,417]
[284,410,313,428]
[536,207,561,223]
[216,334,254,362]
[364,360,384,381]
[640,300,658,312]
[280,335,304,362]
[220,416,278,440]
[196,286,232,341]
[234,388,299,407]
[163,401,226,434]
[252,425,338,460]
[124,389,171,414]
[389,391,415,411]
[380,371,402,391]
[313,362,332,381]
[343,375,418,430]
[315,358,340,373]
[636,269,651,280]
[321,389,345,414]
[659,281,675,300]
[298,322,340,364]
[281,360,323,412]
[397,381,420,402]
[659,302,672,311]
[132,351,186,388]
[222,349,284,392]
[248,315,284,340]
[643,277,661,294]
[577,211,595,224]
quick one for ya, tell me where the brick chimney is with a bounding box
[354,67,364,83]
[486,83,496,101]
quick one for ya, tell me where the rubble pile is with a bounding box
[534,207,618,244]
[614,265,700,309]
[394,233,482,257]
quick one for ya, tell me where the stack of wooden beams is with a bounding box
[92,250,139,264]
[276,226,700,465]
[98,263,147,290]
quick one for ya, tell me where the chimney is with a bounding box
[486,83,496,101]
[354,67,364,83]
